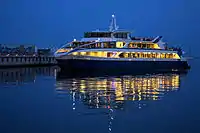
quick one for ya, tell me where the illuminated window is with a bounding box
[161,53,165,58]
[142,44,146,48]
[116,42,124,48]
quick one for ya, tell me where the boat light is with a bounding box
[95,38,100,42]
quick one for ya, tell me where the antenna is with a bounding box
[109,14,119,32]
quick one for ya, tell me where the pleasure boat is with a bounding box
[55,15,190,72]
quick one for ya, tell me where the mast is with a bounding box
[109,15,119,32]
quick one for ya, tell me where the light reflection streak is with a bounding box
[55,72,185,132]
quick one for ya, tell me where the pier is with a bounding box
[0,44,58,68]
[0,55,57,67]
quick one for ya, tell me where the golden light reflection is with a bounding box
[55,74,181,109]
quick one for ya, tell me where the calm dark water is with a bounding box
[0,59,200,133]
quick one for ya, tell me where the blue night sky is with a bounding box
[0,0,200,56]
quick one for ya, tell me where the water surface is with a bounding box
[0,59,200,133]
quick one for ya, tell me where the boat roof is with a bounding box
[112,29,131,33]
[80,37,122,42]
[86,29,131,33]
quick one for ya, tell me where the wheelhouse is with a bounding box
[84,32,112,38]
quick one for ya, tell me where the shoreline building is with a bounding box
[0,44,54,56]
[0,44,37,56]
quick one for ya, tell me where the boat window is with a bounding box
[123,33,127,38]
[84,32,111,38]
[114,33,128,38]
[117,52,179,59]
[118,33,122,38]
[142,44,146,48]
